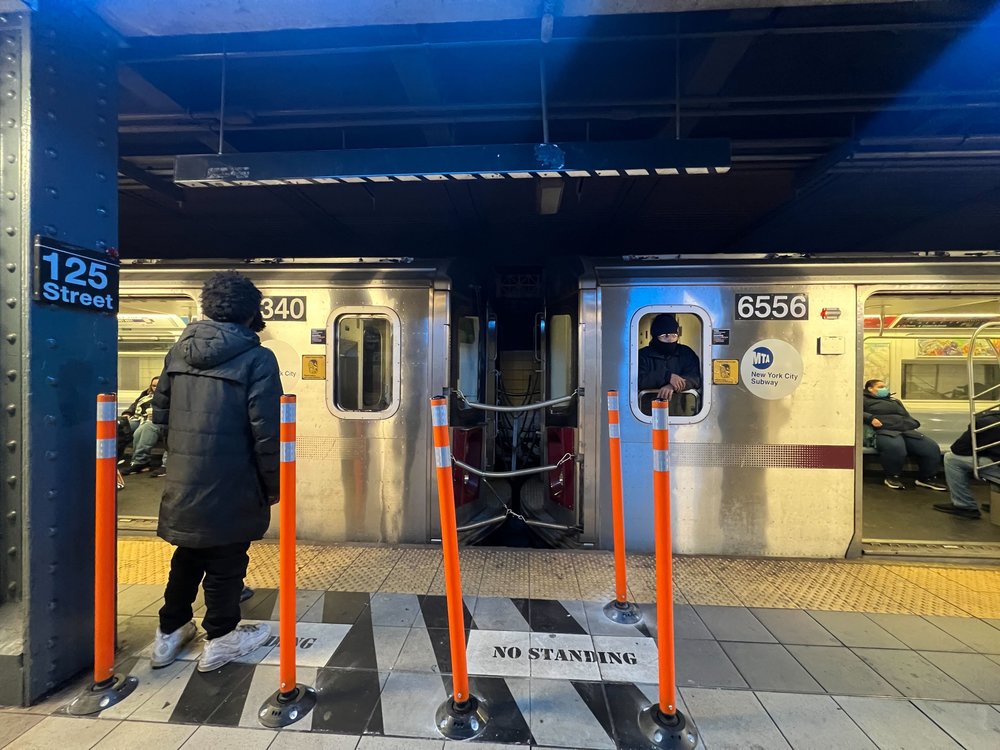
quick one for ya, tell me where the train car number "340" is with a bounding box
[260,296,307,321]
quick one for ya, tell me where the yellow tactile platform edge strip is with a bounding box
[117,538,1000,618]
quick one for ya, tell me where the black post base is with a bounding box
[435,694,490,740]
[258,684,317,728]
[66,673,138,715]
[638,704,699,749]
[603,599,643,625]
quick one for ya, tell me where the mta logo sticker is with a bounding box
[740,339,804,400]
[751,347,773,370]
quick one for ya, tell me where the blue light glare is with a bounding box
[488,319,496,330]
[866,4,1000,138]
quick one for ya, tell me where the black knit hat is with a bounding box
[651,314,679,337]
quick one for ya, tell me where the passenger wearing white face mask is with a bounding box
[863,379,947,491]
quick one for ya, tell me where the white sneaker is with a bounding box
[197,622,271,672]
[151,621,197,668]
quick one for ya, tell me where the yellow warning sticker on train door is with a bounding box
[301,354,326,380]
[713,359,739,385]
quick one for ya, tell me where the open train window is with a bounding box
[630,306,711,424]
[332,310,400,418]
[117,296,198,405]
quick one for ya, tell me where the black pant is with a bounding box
[875,433,942,479]
[159,542,250,640]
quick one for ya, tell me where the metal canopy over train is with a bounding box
[117,254,1000,559]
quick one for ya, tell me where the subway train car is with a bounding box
[118,254,1000,558]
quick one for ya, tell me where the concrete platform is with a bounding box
[1,540,999,749]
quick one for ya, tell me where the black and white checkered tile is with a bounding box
[82,591,666,749]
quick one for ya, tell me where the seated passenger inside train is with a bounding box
[637,313,702,402]
[121,375,167,476]
[862,378,946,492]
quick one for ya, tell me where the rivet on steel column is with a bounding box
[430,395,490,740]
[603,390,642,625]
[259,395,317,727]
[636,398,698,749]
[67,394,138,715]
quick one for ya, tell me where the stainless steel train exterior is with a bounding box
[581,256,1000,558]
[119,260,453,545]
[119,254,1000,557]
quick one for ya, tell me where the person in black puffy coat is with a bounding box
[149,271,280,673]
[637,314,702,401]
[863,379,946,491]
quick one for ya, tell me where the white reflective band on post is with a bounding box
[97,401,116,422]
[96,438,116,459]
[652,407,668,430]
[609,423,620,439]
[431,404,448,428]
[281,402,296,423]
[607,395,619,411]
[653,449,669,473]
[434,445,451,469]
[281,442,295,463]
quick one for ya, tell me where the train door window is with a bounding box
[549,314,574,401]
[630,306,710,423]
[332,310,399,417]
[456,316,480,402]
[118,296,197,404]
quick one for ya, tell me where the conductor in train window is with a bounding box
[863,379,947,492]
[638,314,703,401]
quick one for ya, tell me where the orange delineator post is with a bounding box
[607,391,629,604]
[430,396,470,704]
[94,394,118,685]
[651,399,677,717]
[279,395,297,694]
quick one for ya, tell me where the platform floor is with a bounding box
[1,539,999,749]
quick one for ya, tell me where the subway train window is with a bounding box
[632,308,708,421]
[902,361,1000,401]
[117,296,197,404]
[456,316,480,402]
[335,315,394,412]
[549,314,574,400]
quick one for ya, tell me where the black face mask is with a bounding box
[651,339,677,354]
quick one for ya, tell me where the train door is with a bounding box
[448,298,514,543]
[860,291,1000,556]
[115,295,199,530]
[519,300,582,545]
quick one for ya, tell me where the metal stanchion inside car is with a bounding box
[430,396,489,740]
[637,399,698,749]
[603,390,642,625]
[259,395,316,728]
[68,394,138,715]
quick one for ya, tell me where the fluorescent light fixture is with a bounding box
[536,179,564,216]
[174,140,732,187]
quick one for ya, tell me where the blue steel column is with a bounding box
[0,6,118,705]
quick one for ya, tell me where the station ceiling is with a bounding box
[84,0,1000,260]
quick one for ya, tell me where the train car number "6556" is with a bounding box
[735,293,808,321]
